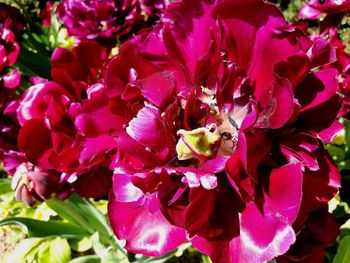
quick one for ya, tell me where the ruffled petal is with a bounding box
[108,173,186,256]
[192,162,303,263]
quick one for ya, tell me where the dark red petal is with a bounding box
[74,166,112,198]
[18,119,52,165]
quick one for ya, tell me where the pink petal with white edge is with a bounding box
[108,174,187,256]
[126,104,173,153]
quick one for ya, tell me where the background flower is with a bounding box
[56,0,169,42]
[16,40,116,199]
[299,0,350,19]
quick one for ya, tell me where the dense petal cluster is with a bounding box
[0,3,25,106]
[56,0,168,41]
[1,0,346,262]
[102,0,342,262]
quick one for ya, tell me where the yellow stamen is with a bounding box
[176,126,221,160]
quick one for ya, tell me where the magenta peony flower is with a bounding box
[299,0,350,19]
[56,0,142,40]
[104,0,341,262]
[16,40,119,199]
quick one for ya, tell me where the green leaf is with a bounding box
[0,217,89,239]
[338,160,350,171]
[139,254,176,263]
[91,232,107,256]
[69,236,93,252]
[5,237,71,263]
[47,195,125,255]
[340,219,350,238]
[0,178,12,195]
[101,248,129,263]
[91,232,129,263]
[46,197,94,233]
[68,255,101,263]
[5,238,43,263]
[326,144,346,162]
[344,119,350,154]
[332,129,346,145]
[48,194,126,256]
[16,46,51,78]
[49,238,71,263]
[333,201,350,219]
[38,238,71,263]
[333,236,350,263]
[65,194,114,243]
[201,255,212,263]
[31,202,57,221]
[90,199,108,215]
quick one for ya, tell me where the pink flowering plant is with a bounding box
[0,0,350,262]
